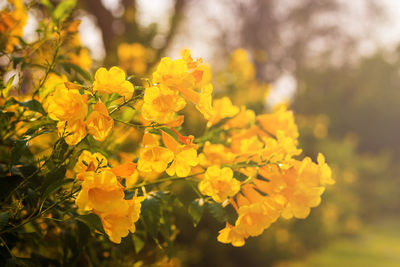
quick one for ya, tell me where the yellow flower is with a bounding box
[198,166,240,202]
[75,170,125,214]
[45,85,88,121]
[257,104,298,139]
[68,48,92,70]
[111,162,138,188]
[93,66,134,99]
[142,85,186,123]
[117,42,148,74]
[40,73,68,100]
[160,130,199,177]
[57,119,86,145]
[235,200,281,237]
[74,150,108,175]
[99,195,144,244]
[0,0,27,52]
[195,84,215,119]
[224,107,255,129]
[198,142,236,167]
[208,97,240,126]
[152,57,194,90]
[217,223,246,247]
[228,49,255,81]
[137,133,174,173]
[166,146,198,177]
[86,102,114,142]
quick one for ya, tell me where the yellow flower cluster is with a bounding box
[44,66,136,145]
[0,0,27,52]
[38,46,332,247]
[143,50,214,123]
[196,97,334,247]
[117,42,151,75]
[74,151,144,243]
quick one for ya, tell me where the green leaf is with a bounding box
[141,196,161,238]
[40,166,67,196]
[0,175,23,199]
[160,127,179,142]
[76,220,90,248]
[61,63,92,82]
[53,0,76,22]
[42,178,73,201]
[207,201,228,223]
[76,213,105,235]
[1,75,15,97]
[233,171,248,182]
[0,212,10,229]
[2,97,18,108]
[132,234,145,254]
[11,138,29,164]
[18,99,46,115]
[50,138,69,164]
[188,198,205,227]
[40,0,54,10]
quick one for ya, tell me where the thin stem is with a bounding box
[33,33,62,98]
[113,118,163,129]
[128,172,204,191]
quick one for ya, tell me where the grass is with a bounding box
[281,220,400,267]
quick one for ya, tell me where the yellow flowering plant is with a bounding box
[0,1,333,265]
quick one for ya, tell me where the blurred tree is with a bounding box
[80,0,188,65]
[210,0,384,81]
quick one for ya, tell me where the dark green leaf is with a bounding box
[40,166,67,196]
[18,99,46,115]
[0,212,10,229]
[76,213,105,234]
[61,63,92,82]
[233,171,248,182]
[207,201,228,223]
[141,196,161,238]
[188,198,205,227]
[132,234,145,254]
[0,175,23,199]
[76,220,90,248]
[42,178,73,201]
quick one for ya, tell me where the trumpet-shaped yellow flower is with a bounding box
[152,57,194,91]
[45,86,88,121]
[161,130,199,177]
[166,144,198,177]
[99,195,144,244]
[217,223,246,247]
[235,200,281,237]
[198,166,240,202]
[93,66,134,99]
[257,104,298,139]
[111,161,138,188]
[86,102,114,142]
[137,146,174,173]
[208,97,240,126]
[75,170,125,214]
[142,85,186,123]
[137,133,174,173]
[74,150,108,175]
[57,119,86,146]
[40,73,68,100]
[198,142,236,167]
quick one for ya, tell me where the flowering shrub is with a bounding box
[0,0,333,265]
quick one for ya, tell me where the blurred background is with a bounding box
[23,0,400,265]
